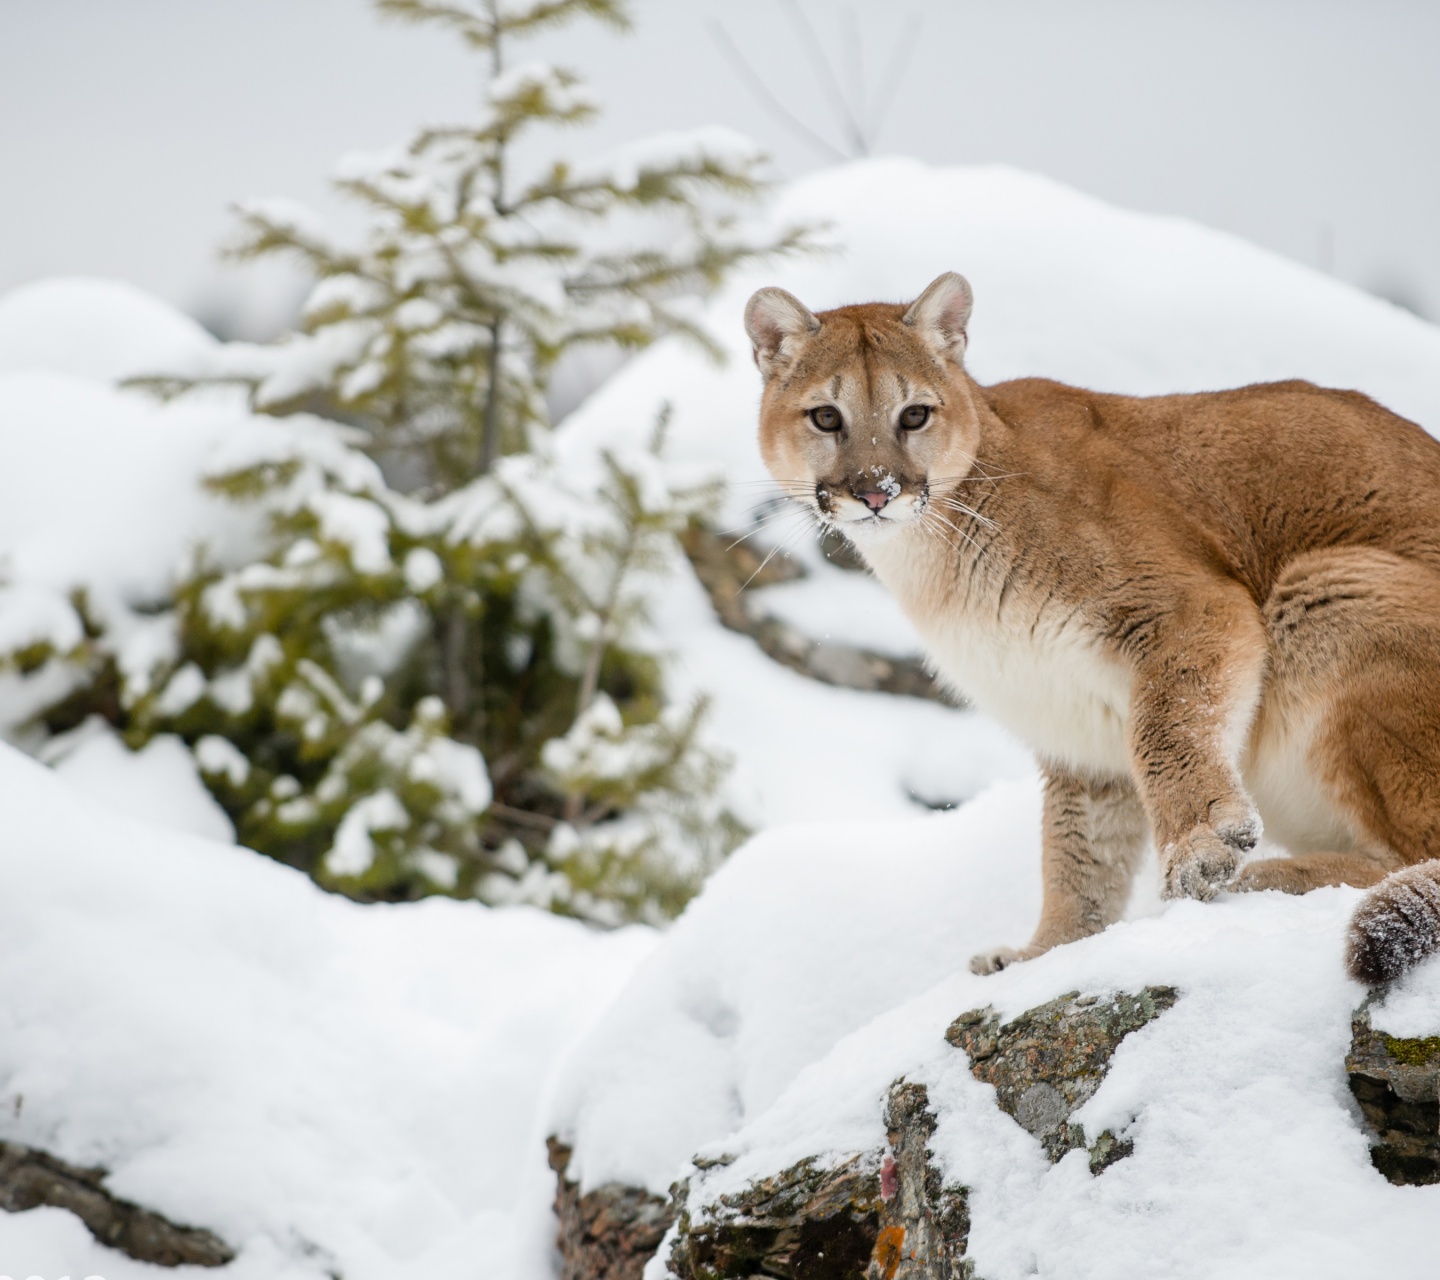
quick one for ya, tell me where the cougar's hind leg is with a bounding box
[970,767,1148,974]
[1326,652,1440,981]
[1232,848,1400,893]
[1237,548,1440,902]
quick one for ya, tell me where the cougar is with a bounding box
[744,272,1440,984]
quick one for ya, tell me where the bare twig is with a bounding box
[869,12,923,138]
[708,21,849,163]
[780,0,868,156]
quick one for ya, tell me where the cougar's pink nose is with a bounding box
[856,489,891,512]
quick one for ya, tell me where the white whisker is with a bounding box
[924,507,982,552]
[738,512,819,592]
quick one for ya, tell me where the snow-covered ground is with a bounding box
[0,157,1437,1276]
[0,741,653,1279]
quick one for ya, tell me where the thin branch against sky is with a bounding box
[710,3,924,165]
[707,20,850,163]
[868,12,923,139]
[779,0,869,156]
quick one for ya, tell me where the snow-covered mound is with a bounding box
[0,371,263,604]
[0,317,302,820]
[0,276,217,383]
[544,781,1440,1279]
[0,739,652,1279]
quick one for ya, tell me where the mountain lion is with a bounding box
[744,272,1440,984]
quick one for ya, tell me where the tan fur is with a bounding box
[744,275,1440,981]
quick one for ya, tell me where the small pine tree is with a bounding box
[5,0,806,923]
[151,0,804,491]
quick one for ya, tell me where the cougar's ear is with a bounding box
[902,272,973,364]
[744,286,820,380]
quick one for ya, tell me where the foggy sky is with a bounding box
[3,0,1437,333]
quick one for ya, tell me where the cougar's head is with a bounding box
[744,272,981,544]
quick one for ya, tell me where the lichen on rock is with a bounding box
[945,986,1179,1165]
[872,1082,974,1280]
[1346,1003,1440,1187]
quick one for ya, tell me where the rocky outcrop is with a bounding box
[680,523,951,704]
[1346,1004,1440,1186]
[871,1082,974,1280]
[0,1139,233,1267]
[946,987,1179,1169]
[663,1081,973,1280]
[550,987,1179,1279]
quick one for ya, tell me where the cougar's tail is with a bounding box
[1346,860,1440,985]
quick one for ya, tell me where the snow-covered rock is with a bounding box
[543,783,1440,1280]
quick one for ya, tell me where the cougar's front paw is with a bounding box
[1210,802,1262,855]
[1161,825,1247,901]
[968,944,1042,976]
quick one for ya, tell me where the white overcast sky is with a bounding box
[3,0,1438,333]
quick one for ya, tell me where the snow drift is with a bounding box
[0,740,652,1279]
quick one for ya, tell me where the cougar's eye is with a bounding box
[900,404,931,430]
[809,405,842,432]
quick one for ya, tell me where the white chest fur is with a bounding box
[921,612,1133,772]
[859,532,1133,774]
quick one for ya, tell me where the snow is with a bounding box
[744,562,926,658]
[546,781,1440,1280]
[42,718,236,844]
[0,371,262,604]
[0,582,84,655]
[0,740,654,1279]
[0,276,217,383]
[1369,960,1440,1040]
[328,787,410,875]
[195,732,252,787]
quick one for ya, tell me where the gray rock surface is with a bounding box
[662,1080,973,1280]
[1346,1003,1440,1186]
[0,1138,233,1267]
[946,987,1179,1167]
